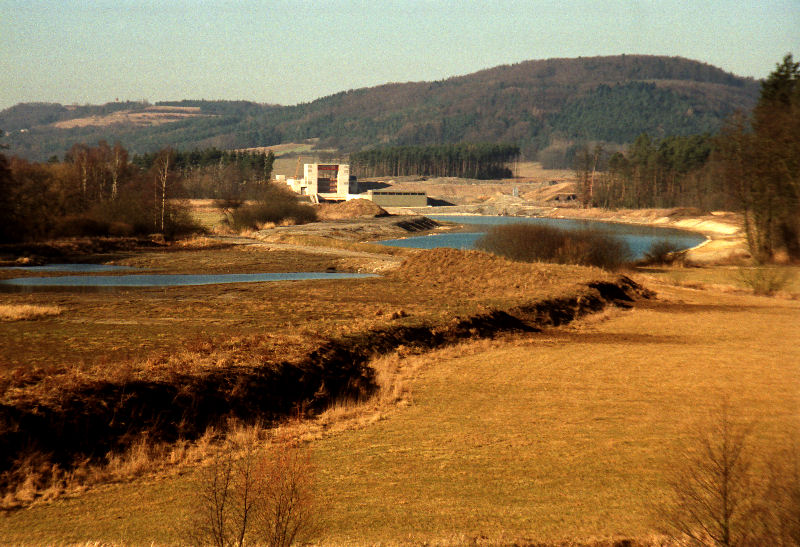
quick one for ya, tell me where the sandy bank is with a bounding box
[536,207,746,263]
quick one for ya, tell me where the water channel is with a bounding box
[0,271,376,290]
[1,216,705,290]
[379,215,706,259]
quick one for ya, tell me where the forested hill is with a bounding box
[2,55,760,162]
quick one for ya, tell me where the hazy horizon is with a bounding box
[2,0,798,111]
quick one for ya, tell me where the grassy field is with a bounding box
[640,263,800,295]
[0,246,605,376]
[1,202,797,544]
[1,277,797,544]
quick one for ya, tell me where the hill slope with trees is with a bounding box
[1,55,759,162]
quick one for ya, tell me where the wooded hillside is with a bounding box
[1,55,759,162]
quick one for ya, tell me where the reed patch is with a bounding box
[0,304,63,321]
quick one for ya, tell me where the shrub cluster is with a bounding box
[222,183,317,231]
[737,265,795,296]
[475,223,631,270]
[641,239,684,265]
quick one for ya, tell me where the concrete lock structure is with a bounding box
[286,163,427,206]
[365,190,428,207]
[303,163,354,198]
[286,163,355,199]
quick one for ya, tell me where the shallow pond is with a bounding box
[0,271,377,289]
[379,215,706,259]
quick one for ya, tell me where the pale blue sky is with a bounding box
[2,0,798,110]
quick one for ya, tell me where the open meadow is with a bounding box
[1,199,798,544]
[0,224,630,524]
[0,275,797,544]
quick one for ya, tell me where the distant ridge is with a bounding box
[1,55,760,162]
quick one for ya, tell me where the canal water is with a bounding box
[1,216,704,289]
[0,271,377,289]
[379,215,706,259]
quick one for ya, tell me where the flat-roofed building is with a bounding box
[284,163,427,205]
[364,190,428,207]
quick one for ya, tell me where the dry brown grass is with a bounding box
[0,334,498,513]
[0,420,277,510]
[638,264,800,297]
[0,246,602,375]
[0,304,63,321]
[304,283,800,544]
[0,246,612,516]
[0,281,796,544]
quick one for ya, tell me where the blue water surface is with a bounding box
[0,272,377,288]
[380,215,706,259]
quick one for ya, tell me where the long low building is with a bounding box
[364,189,428,208]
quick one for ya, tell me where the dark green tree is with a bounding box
[0,153,16,242]
[718,54,800,261]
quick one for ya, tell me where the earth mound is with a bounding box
[391,248,607,299]
[317,198,389,220]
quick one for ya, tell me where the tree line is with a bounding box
[576,54,799,261]
[0,142,195,242]
[0,142,280,243]
[132,147,276,200]
[349,143,519,179]
[132,147,274,173]
[576,133,723,210]
[717,54,800,261]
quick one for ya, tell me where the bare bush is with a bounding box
[0,304,63,321]
[662,402,757,546]
[736,265,794,296]
[221,183,316,232]
[253,436,318,547]
[662,402,800,546]
[642,239,684,265]
[189,431,318,547]
[475,223,631,270]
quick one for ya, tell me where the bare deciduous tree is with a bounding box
[152,148,174,234]
[663,402,758,546]
[253,437,318,547]
[189,431,318,547]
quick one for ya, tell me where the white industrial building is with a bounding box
[286,163,356,201]
[285,163,427,207]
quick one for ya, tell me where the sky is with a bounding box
[2,0,799,110]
